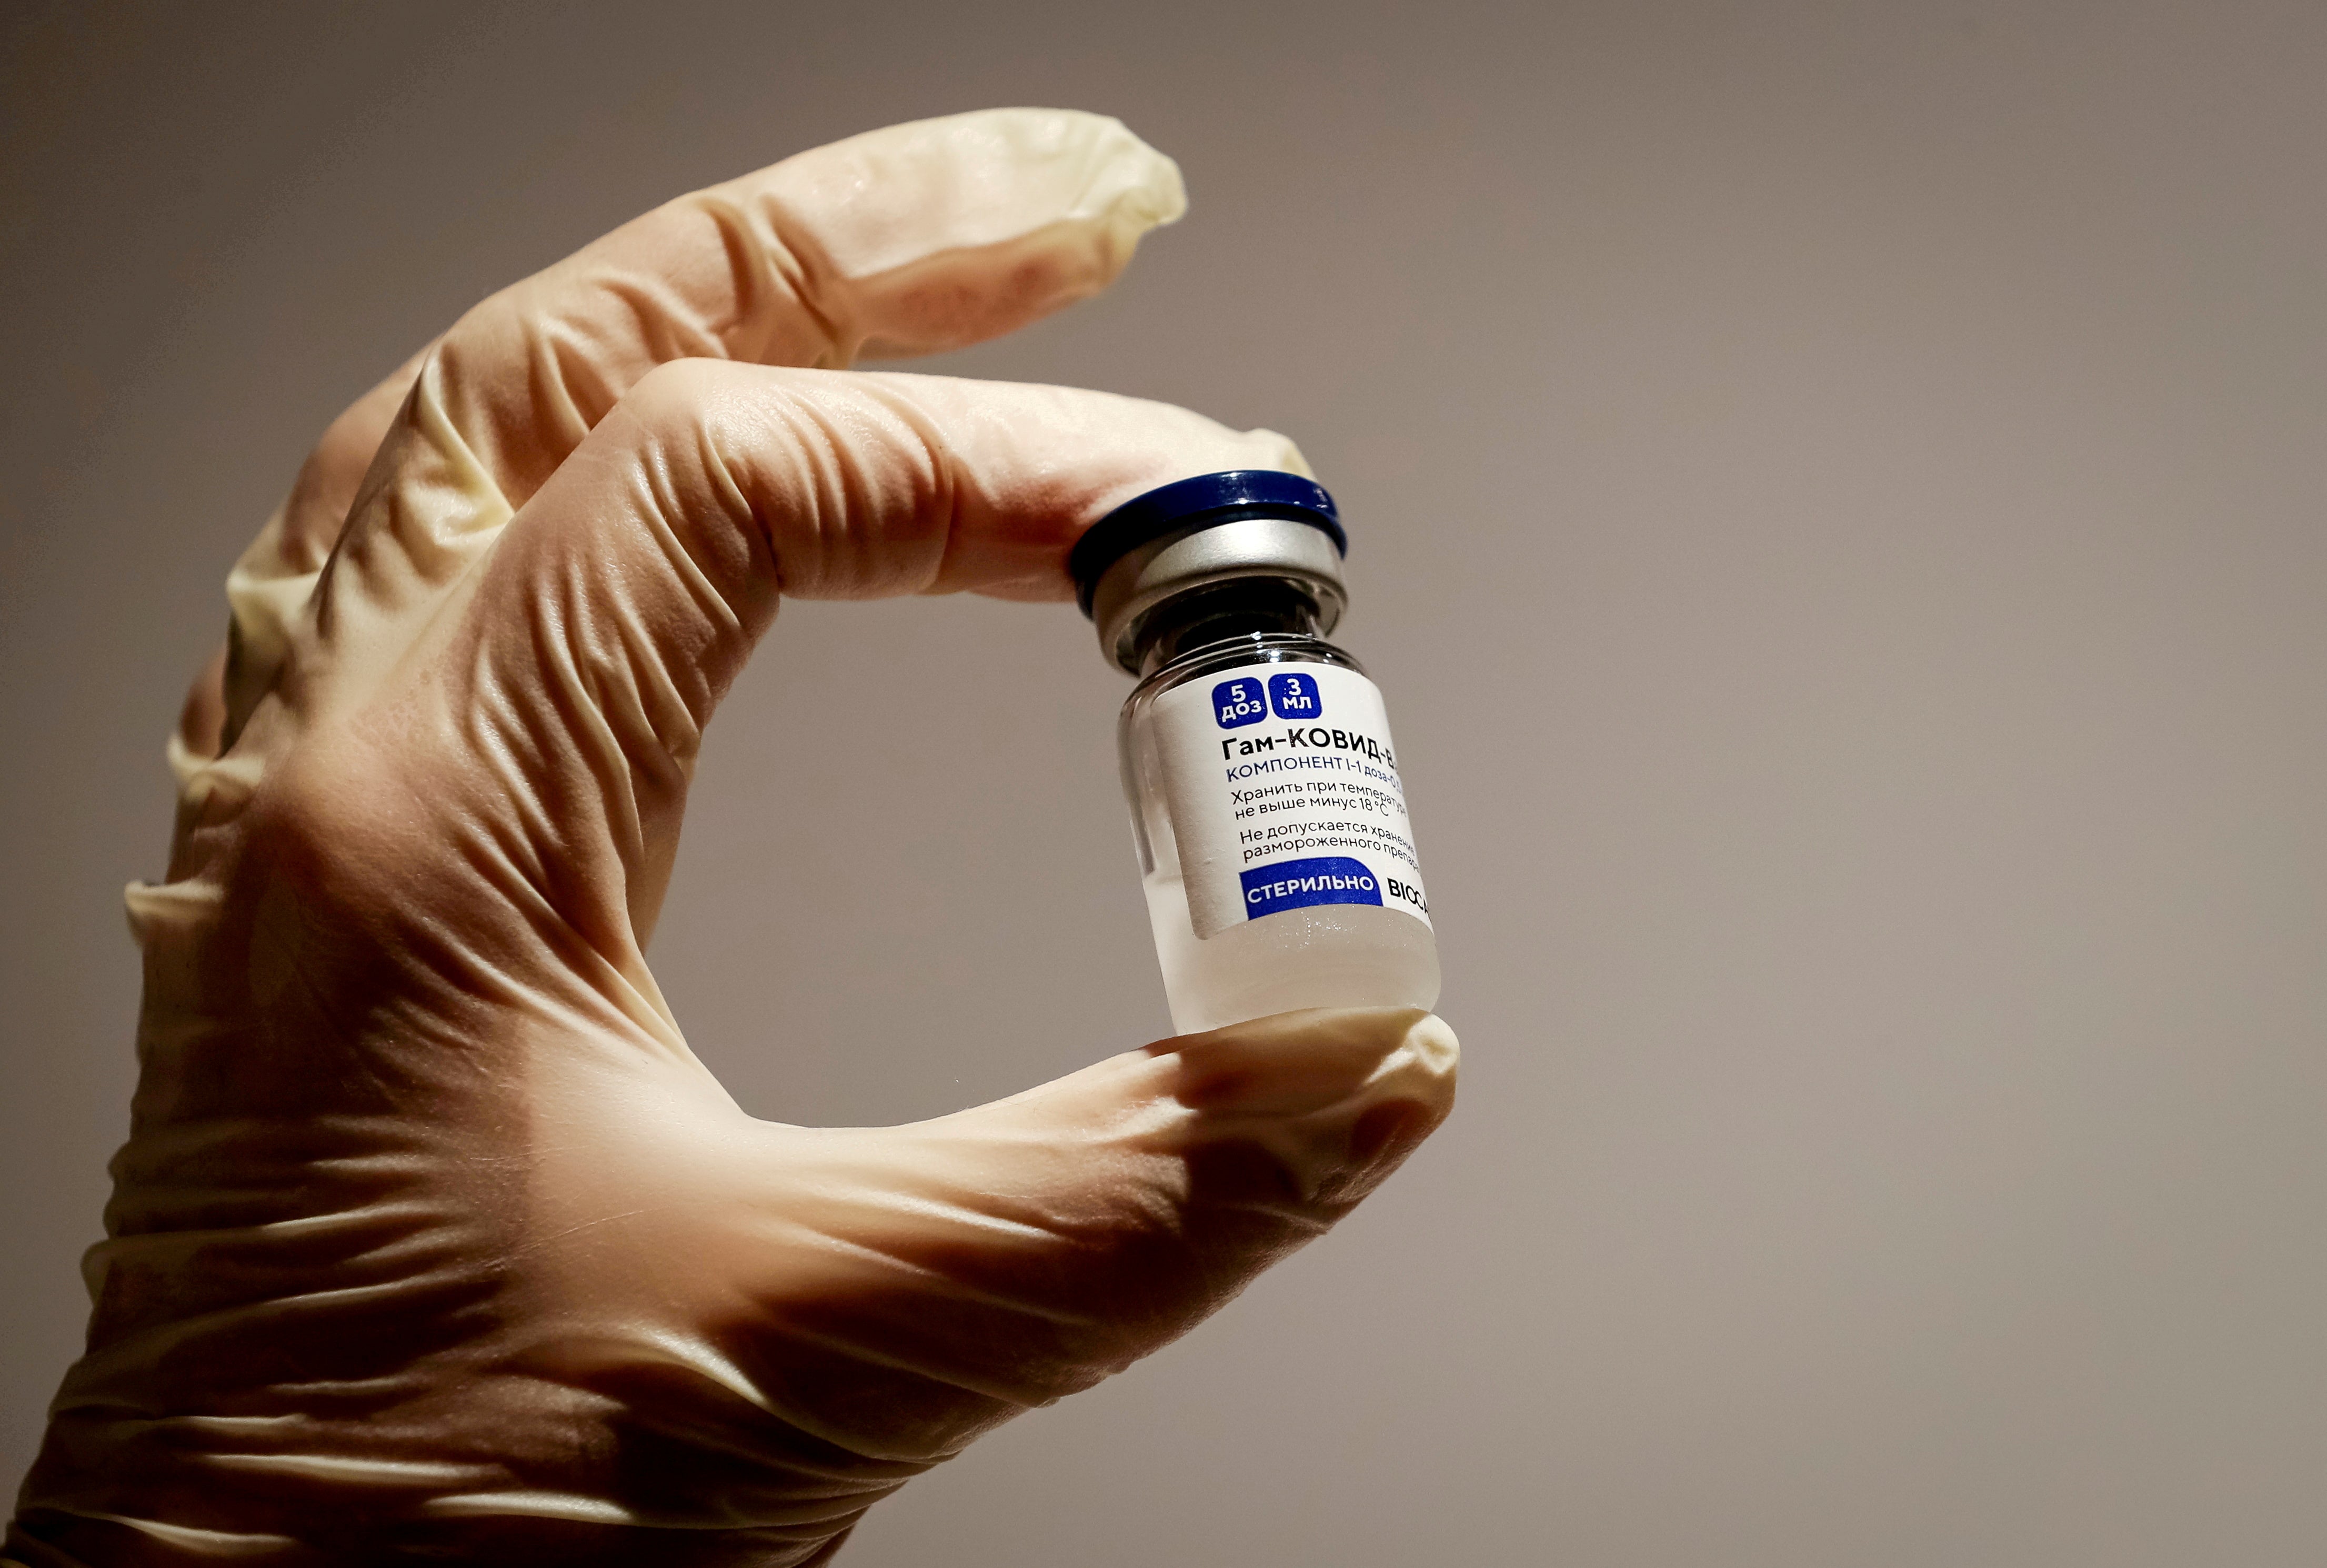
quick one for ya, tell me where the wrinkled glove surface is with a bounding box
[5,109,1458,1567]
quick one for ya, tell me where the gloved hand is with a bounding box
[5,109,1458,1567]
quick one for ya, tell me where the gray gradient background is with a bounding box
[5,2,2324,1562]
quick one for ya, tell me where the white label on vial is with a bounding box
[1153,661,1431,939]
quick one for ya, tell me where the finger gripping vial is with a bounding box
[1071,472,1440,1033]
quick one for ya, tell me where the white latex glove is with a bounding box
[5,109,1457,1567]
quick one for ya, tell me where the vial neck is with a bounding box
[1131,578,1325,677]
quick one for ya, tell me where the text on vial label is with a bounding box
[1155,662,1430,939]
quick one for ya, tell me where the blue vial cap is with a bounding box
[1069,470,1345,618]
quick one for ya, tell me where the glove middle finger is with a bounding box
[220,108,1186,743]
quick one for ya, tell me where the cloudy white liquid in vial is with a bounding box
[1139,863,1440,1035]
[1122,646,1440,1036]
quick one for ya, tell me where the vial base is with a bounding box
[1142,869,1441,1036]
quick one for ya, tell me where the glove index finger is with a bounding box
[447,362,1305,726]
[326,366,1300,956]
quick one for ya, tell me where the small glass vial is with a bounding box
[1070,471,1439,1034]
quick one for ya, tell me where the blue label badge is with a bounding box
[1212,678,1268,728]
[1240,856,1383,920]
[1268,671,1322,719]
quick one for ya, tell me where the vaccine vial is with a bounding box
[1070,471,1439,1034]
